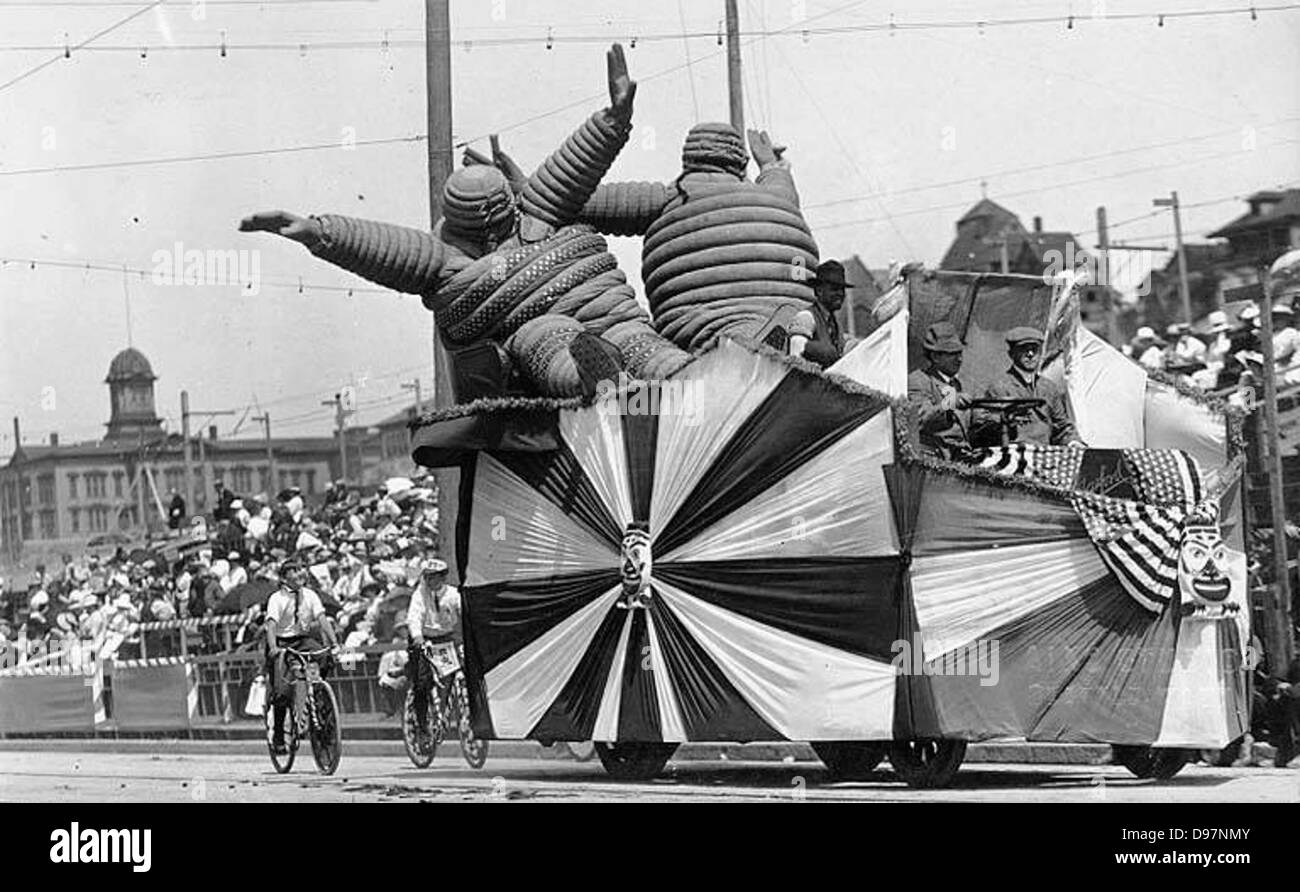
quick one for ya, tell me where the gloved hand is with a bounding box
[747,129,787,167]
[238,210,324,250]
[607,43,636,121]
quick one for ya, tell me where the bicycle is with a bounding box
[264,646,342,776]
[401,639,489,770]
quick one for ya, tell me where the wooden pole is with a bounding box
[426,0,453,226]
[724,0,744,137]
[1154,192,1193,325]
[181,390,194,511]
[426,0,461,581]
[1256,266,1296,677]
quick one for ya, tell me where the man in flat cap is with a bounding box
[790,259,850,369]
[907,321,974,461]
[974,326,1084,448]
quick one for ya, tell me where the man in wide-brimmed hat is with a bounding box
[790,259,853,369]
[906,321,974,461]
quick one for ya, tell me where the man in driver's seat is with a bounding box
[973,327,1084,448]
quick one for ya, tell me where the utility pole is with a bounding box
[180,390,194,511]
[426,0,460,581]
[1154,191,1193,325]
[135,430,148,533]
[426,0,453,225]
[322,394,351,483]
[724,0,744,137]
[186,407,236,512]
[252,412,276,497]
[1096,206,1124,348]
[1256,262,1297,678]
[401,379,423,419]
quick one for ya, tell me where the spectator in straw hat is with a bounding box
[1269,301,1300,382]
[1167,321,1207,367]
[1130,326,1167,370]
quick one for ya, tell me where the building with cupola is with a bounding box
[1,347,338,566]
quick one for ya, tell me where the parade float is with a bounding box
[242,45,1251,787]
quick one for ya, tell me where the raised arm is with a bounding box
[519,43,637,229]
[748,129,801,209]
[239,210,445,296]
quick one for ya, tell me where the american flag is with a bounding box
[1070,491,1188,613]
[982,446,1205,613]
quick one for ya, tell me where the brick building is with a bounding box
[0,347,336,564]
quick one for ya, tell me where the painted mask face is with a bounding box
[1178,501,1241,620]
[619,527,652,609]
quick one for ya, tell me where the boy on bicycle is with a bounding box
[406,557,461,745]
[264,560,338,754]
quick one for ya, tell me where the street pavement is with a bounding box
[1,746,1296,802]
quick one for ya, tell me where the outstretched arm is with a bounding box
[239,210,446,296]
[576,181,671,236]
[519,43,637,228]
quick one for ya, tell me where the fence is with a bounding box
[0,612,402,735]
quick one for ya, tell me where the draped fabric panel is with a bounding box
[910,574,1178,743]
[655,558,902,662]
[1067,327,1147,448]
[828,309,909,398]
[483,586,621,738]
[648,340,791,532]
[657,580,896,741]
[910,472,1088,554]
[654,367,889,557]
[559,403,636,531]
[909,538,1110,658]
[464,454,619,587]
[661,411,898,562]
[1143,379,1230,488]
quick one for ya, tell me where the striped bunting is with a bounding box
[979,444,1083,489]
[1070,492,1187,613]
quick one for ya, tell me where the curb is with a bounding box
[0,732,1114,765]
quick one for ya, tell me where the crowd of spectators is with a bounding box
[1125,299,1300,400]
[0,475,441,672]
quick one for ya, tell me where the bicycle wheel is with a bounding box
[402,686,436,769]
[455,675,489,770]
[265,700,295,774]
[309,681,342,776]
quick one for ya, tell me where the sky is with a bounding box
[0,0,1297,457]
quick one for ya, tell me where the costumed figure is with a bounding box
[240,44,689,400]
[575,122,820,351]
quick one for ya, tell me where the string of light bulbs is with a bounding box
[2,3,1294,56]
